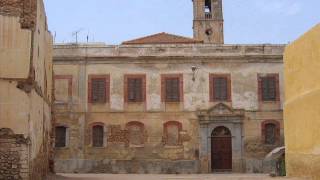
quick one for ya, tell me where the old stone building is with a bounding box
[53,0,285,174]
[0,0,53,180]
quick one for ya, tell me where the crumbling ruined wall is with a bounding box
[0,129,29,180]
[0,0,53,179]
[0,0,37,29]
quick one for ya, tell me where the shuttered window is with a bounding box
[265,123,276,145]
[91,78,106,103]
[55,126,67,148]
[92,125,104,147]
[165,78,180,102]
[210,75,231,102]
[213,77,228,101]
[127,78,143,102]
[261,77,277,101]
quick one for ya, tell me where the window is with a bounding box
[258,74,279,102]
[55,126,67,148]
[265,123,276,145]
[210,74,231,102]
[128,78,143,102]
[126,122,145,146]
[125,75,146,103]
[54,75,73,102]
[164,121,182,146]
[92,125,104,147]
[88,75,110,104]
[92,79,106,103]
[205,0,212,13]
[262,120,280,145]
[162,74,183,102]
[166,78,180,102]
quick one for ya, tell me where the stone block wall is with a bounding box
[0,0,37,29]
[0,0,53,179]
[0,129,29,180]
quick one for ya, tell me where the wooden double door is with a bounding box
[211,126,232,172]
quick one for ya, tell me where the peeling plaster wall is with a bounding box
[53,44,284,174]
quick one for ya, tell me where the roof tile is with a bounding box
[122,32,203,45]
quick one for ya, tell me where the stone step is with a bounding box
[50,174,310,180]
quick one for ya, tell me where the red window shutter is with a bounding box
[91,78,107,103]
[127,78,143,102]
[261,77,277,101]
[165,78,180,102]
[210,74,231,102]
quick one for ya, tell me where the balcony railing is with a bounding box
[205,12,212,19]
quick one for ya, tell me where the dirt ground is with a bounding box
[47,174,309,180]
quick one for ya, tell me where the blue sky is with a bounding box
[44,0,320,45]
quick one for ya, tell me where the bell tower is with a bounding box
[193,0,224,44]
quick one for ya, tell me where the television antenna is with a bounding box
[72,28,84,44]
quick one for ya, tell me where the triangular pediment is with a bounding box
[122,32,203,45]
[208,103,234,116]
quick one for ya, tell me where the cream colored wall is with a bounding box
[28,0,53,160]
[0,0,53,162]
[0,80,30,134]
[284,24,320,180]
[54,62,283,112]
[53,58,284,163]
[0,15,31,79]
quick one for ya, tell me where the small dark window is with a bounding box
[165,78,180,102]
[91,78,106,103]
[261,77,277,101]
[205,0,212,13]
[92,125,104,147]
[55,126,67,148]
[127,78,143,102]
[265,123,276,145]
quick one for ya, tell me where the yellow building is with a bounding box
[284,24,320,180]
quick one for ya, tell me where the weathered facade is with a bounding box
[0,0,53,179]
[53,0,285,174]
[284,24,320,180]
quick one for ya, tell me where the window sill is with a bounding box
[164,145,183,149]
[210,99,232,102]
[89,102,109,105]
[90,147,106,149]
[129,144,145,148]
[54,147,69,150]
[164,102,182,104]
[261,100,279,103]
[126,102,145,104]
[54,101,68,105]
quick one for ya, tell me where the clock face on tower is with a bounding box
[205,28,213,36]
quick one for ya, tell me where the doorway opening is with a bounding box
[211,126,232,172]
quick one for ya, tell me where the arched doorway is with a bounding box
[211,126,232,172]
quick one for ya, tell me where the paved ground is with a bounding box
[48,174,309,180]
